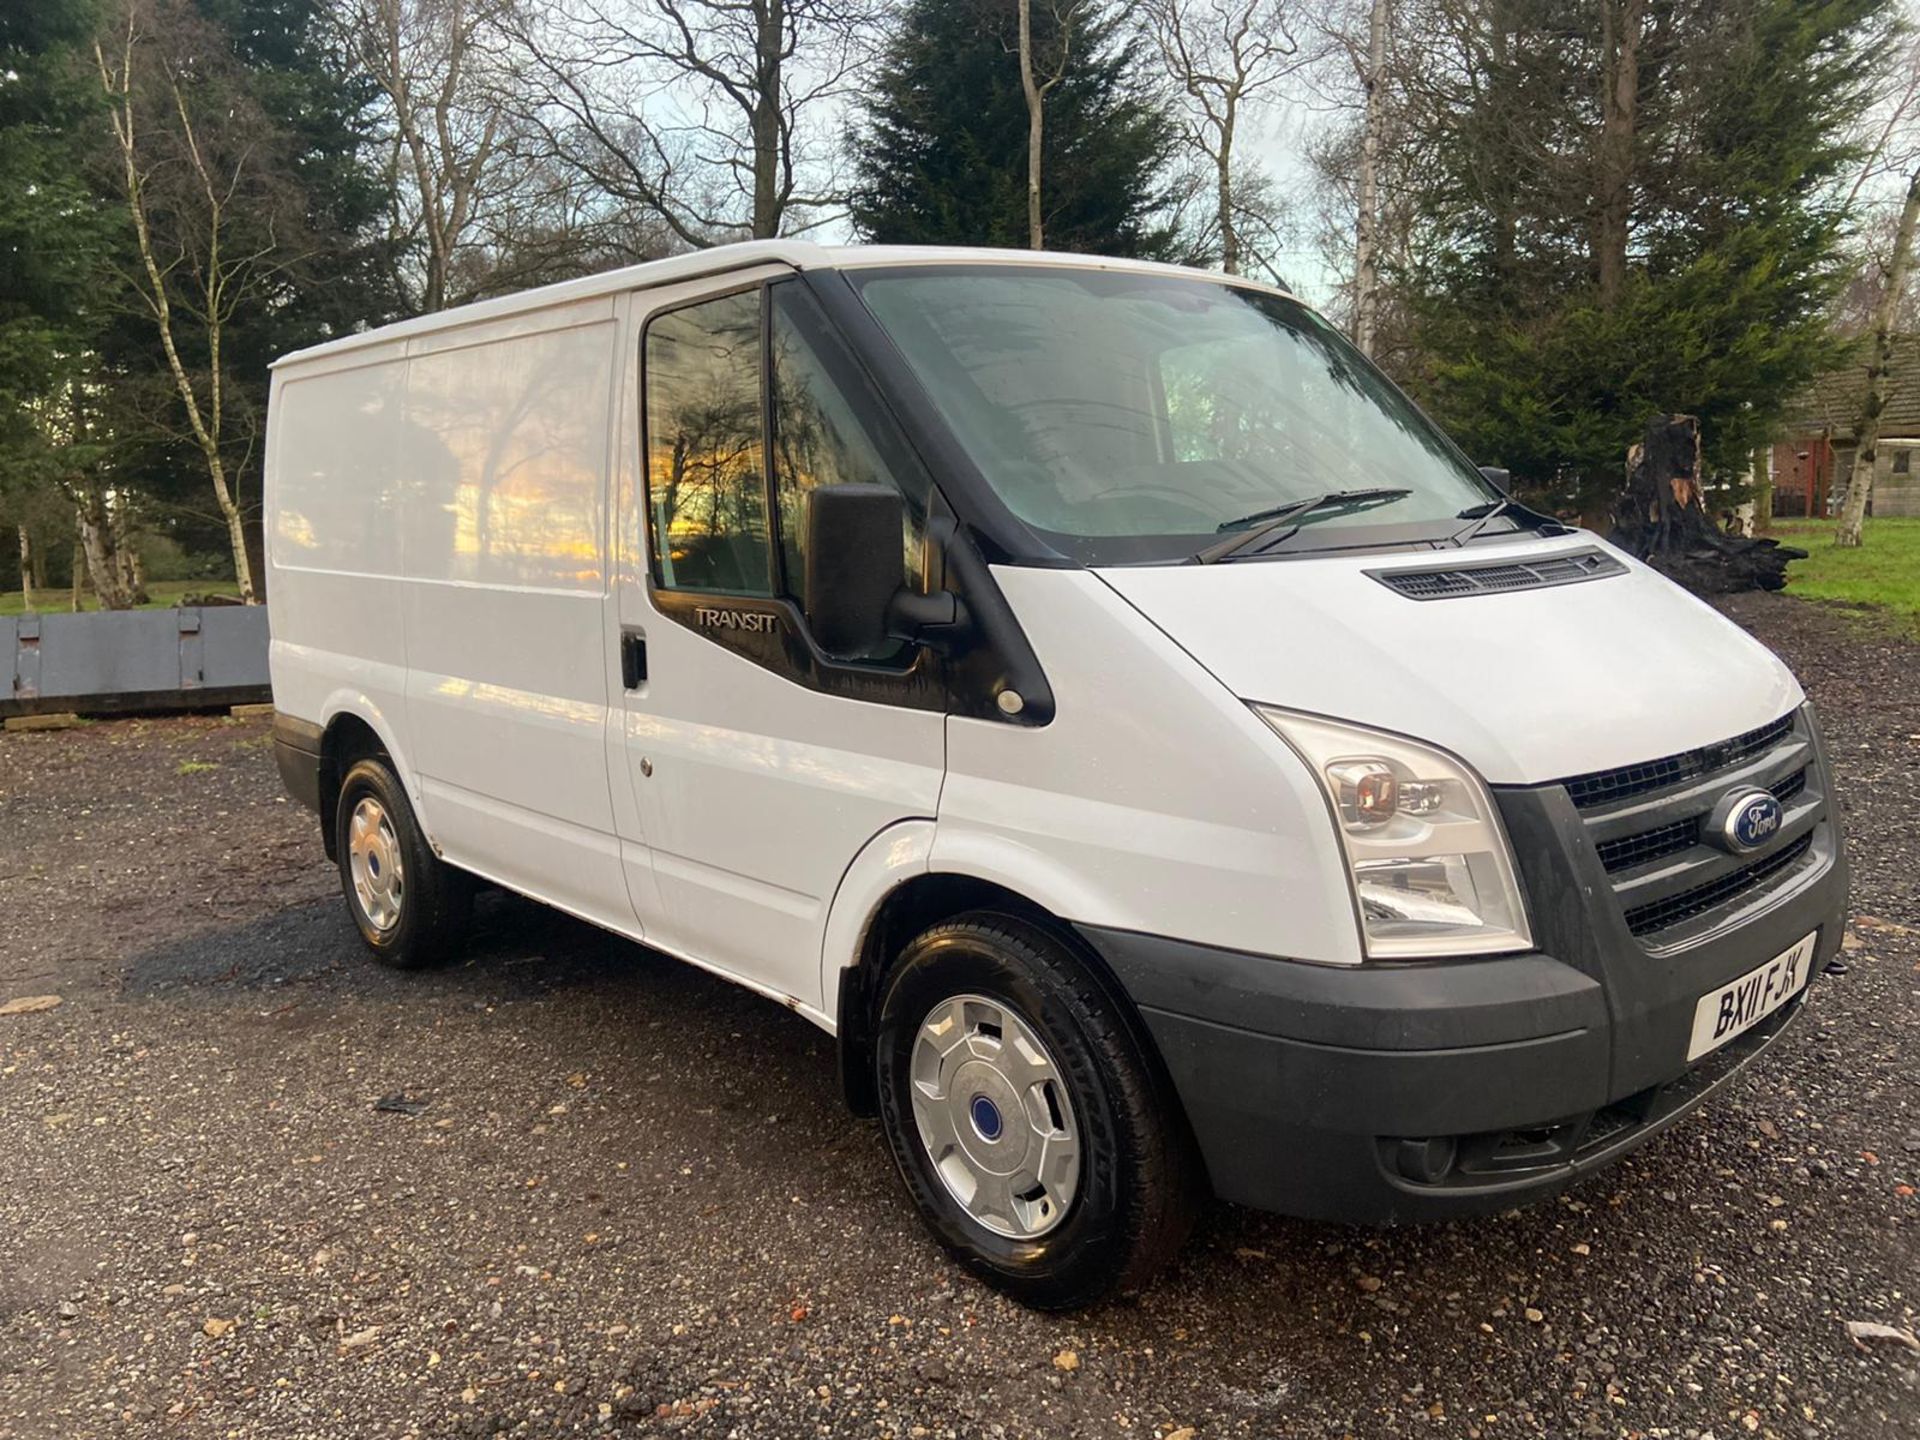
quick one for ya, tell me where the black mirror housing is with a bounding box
[1478,465,1512,495]
[805,485,907,657]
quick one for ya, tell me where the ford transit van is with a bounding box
[266,242,1846,1308]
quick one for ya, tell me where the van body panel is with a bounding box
[937,568,1362,965]
[267,351,420,820]
[615,599,947,1007]
[395,309,628,924]
[1097,536,1804,785]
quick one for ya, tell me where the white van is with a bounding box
[266,241,1846,1308]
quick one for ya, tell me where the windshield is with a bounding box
[853,267,1496,563]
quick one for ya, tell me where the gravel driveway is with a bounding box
[1,592,1915,1440]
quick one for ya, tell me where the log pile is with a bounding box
[1607,414,1803,594]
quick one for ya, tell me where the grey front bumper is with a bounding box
[1078,755,1848,1223]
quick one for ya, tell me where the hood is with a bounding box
[1096,535,1803,786]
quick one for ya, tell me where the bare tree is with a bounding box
[515,0,871,246]
[95,0,302,603]
[1142,0,1314,276]
[1016,0,1091,250]
[1350,0,1388,351]
[338,0,526,311]
[1832,34,1920,337]
[1836,163,1920,549]
[1303,0,1428,352]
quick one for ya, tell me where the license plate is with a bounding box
[1686,931,1816,1061]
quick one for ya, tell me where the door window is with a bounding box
[769,284,927,613]
[644,290,771,594]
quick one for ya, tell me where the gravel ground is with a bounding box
[1,592,1916,1440]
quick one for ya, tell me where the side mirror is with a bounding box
[1478,465,1512,495]
[805,485,907,657]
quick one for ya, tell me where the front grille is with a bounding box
[1551,712,1825,944]
[1563,714,1795,811]
[1595,817,1698,872]
[1593,767,1810,875]
[1622,834,1813,936]
[1372,548,1626,601]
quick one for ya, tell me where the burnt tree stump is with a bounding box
[1608,415,1803,593]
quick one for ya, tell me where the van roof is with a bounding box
[270,240,1295,370]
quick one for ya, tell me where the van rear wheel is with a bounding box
[874,913,1198,1309]
[334,757,470,969]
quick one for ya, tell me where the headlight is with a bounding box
[1254,707,1532,959]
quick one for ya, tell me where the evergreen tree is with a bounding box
[0,1,112,489]
[0,0,120,595]
[1392,0,1900,514]
[849,0,1179,258]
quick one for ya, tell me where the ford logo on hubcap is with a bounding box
[969,1095,1003,1142]
[1715,789,1783,854]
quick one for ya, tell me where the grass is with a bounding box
[0,578,240,617]
[176,760,220,776]
[1770,517,1920,633]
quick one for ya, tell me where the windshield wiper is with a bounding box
[1194,488,1413,565]
[1447,494,1572,548]
[1447,495,1513,548]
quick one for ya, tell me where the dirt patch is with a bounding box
[0,600,1915,1439]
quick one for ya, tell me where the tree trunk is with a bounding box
[74,487,137,610]
[70,539,85,611]
[1751,447,1773,535]
[16,525,34,614]
[1352,0,1389,355]
[1594,0,1642,307]
[1018,0,1045,250]
[1216,95,1239,276]
[111,494,148,604]
[1836,164,1920,548]
[751,0,784,238]
[1609,415,1803,593]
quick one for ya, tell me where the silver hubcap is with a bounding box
[347,797,405,933]
[909,994,1080,1240]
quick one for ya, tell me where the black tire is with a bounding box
[333,756,471,969]
[874,912,1199,1309]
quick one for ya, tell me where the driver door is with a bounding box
[610,275,947,1011]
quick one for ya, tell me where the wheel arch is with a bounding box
[314,699,414,862]
[832,866,1178,1138]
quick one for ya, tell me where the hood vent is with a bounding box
[1370,547,1627,600]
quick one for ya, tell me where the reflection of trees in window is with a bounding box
[645,292,771,593]
[770,290,925,608]
[1163,337,1293,469]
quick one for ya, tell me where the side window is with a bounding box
[644,290,771,594]
[1895,448,1912,476]
[770,283,926,612]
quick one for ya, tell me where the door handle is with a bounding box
[620,630,648,689]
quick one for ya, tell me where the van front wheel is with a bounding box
[874,914,1197,1308]
[334,757,470,969]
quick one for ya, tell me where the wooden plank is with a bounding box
[4,712,84,733]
